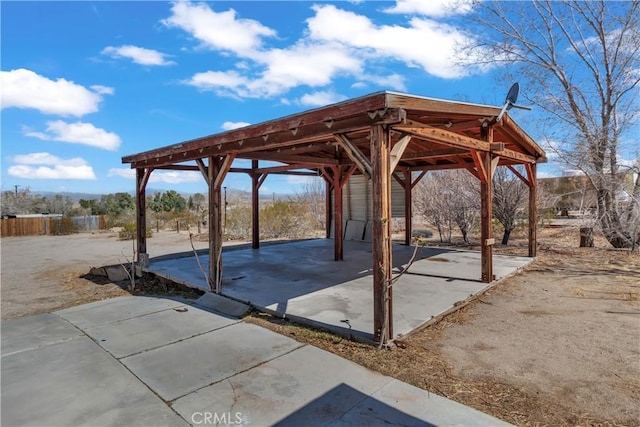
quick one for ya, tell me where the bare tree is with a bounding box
[493,167,528,245]
[293,177,326,231]
[414,171,479,243]
[465,0,640,249]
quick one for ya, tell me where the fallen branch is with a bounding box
[189,233,210,289]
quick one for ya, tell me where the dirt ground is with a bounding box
[2,227,639,425]
[0,229,211,320]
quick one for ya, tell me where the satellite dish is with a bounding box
[506,82,520,105]
[496,82,531,122]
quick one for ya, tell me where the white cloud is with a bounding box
[24,120,121,151]
[101,45,175,66]
[8,152,96,180]
[162,1,276,55]
[184,42,361,98]
[221,121,251,130]
[90,85,115,95]
[385,0,473,17]
[168,2,487,101]
[307,4,482,79]
[0,69,111,116]
[297,90,347,107]
[108,168,202,184]
[107,168,136,179]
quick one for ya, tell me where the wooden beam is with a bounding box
[239,151,339,165]
[214,153,237,190]
[334,134,372,178]
[257,173,267,190]
[401,148,467,160]
[527,163,537,257]
[135,168,148,266]
[403,169,413,246]
[480,126,494,283]
[491,156,500,179]
[127,107,405,168]
[208,156,223,293]
[254,164,311,174]
[506,164,529,186]
[392,125,536,164]
[390,134,411,172]
[251,160,260,249]
[139,167,153,193]
[195,159,209,184]
[325,176,332,239]
[410,170,427,190]
[370,124,393,344]
[333,166,344,261]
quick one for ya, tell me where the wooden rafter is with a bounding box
[393,124,537,164]
[334,134,372,178]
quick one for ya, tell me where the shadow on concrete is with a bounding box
[273,383,434,427]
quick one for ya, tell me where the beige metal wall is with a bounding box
[343,175,405,221]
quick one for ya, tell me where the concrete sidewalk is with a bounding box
[1,295,511,426]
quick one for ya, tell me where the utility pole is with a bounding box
[14,185,20,196]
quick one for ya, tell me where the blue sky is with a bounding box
[1,0,632,196]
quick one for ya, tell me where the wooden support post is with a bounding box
[325,174,332,239]
[527,163,537,257]
[371,125,393,344]
[333,166,344,261]
[208,157,222,292]
[135,168,151,266]
[402,169,412,246]
[251,160,260,249]
[480,125,494,283]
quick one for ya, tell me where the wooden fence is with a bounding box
[1,215,107,237]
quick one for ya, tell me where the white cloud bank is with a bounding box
[23,120,122,151]
[108,168,202,184]
[0,69,112,116]
[384,0,473,17]
[23,120,121,151]
[101,45,175,66]
[165,1,485,100]
[8,152,96,180]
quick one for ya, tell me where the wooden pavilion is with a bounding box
[122,91,546,344]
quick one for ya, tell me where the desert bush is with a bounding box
[261,200,307,239]
[119,222,153,240]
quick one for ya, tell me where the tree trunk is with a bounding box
[597,188,634,249]
[580,227,594,248]
[501,228,512,245]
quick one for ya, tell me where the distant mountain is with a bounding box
[34,191,105,203]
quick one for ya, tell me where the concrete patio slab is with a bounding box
[83,305,239,358]
[0,313,81,356]
[1,335,188,427]
[172,344,393,426]
[2,296,512,426]
[194,292,251,318]
[56,295,185,330]
[121,322,304,401]
[336,378,511,426]
[148,239,532,340]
